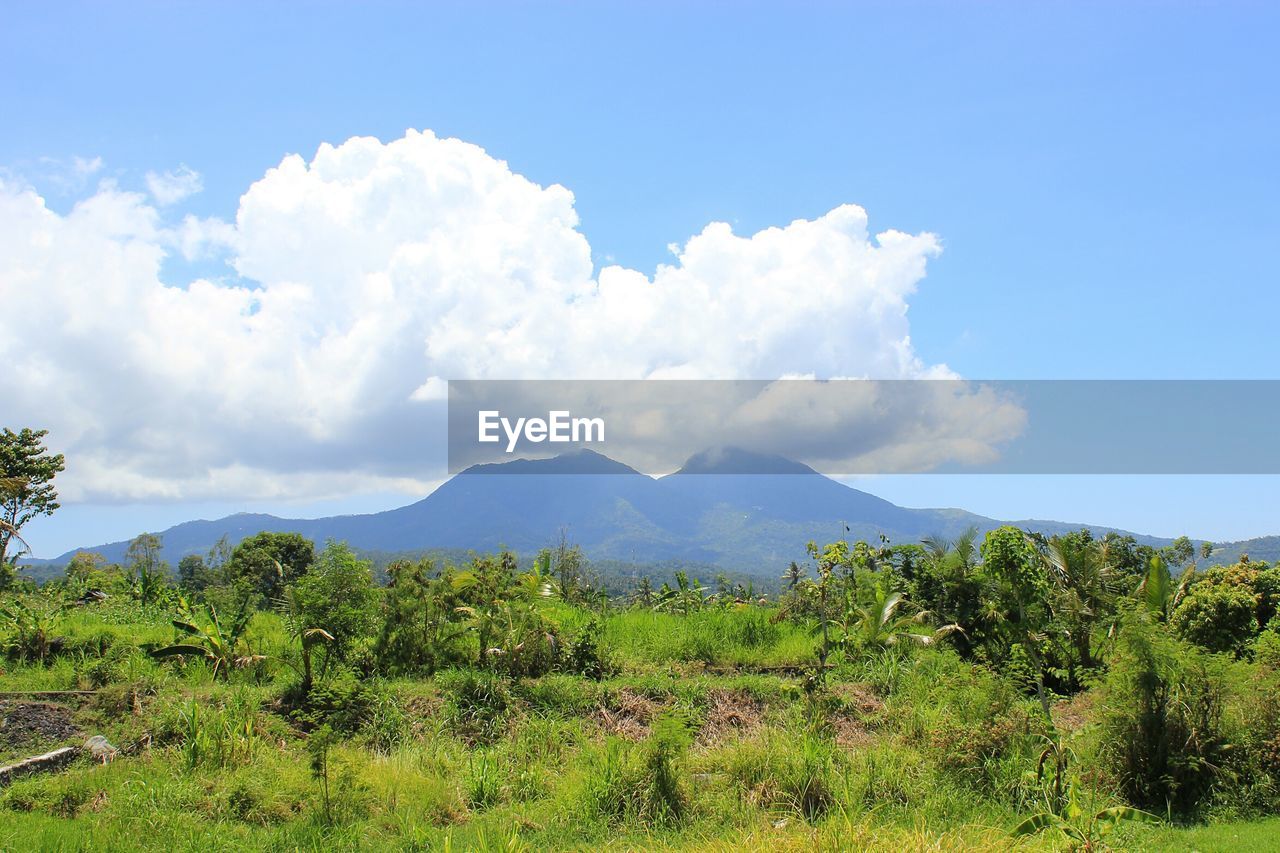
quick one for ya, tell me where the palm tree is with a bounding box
[782,560,807,589]
[1134,555,1194,622]
[1037,535,1121,673]
[843,583,957,652]
[276,584,335,694]
[922,527,979,577]
[632,576,655,608]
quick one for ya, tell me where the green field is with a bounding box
[1,531,1279,851]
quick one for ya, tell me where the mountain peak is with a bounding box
[461,448,645,476]
[672,446,817,476]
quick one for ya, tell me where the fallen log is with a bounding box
[0,746,79,785]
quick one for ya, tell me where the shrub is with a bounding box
[1096,621,1230,815]
[560,617,615,680]
[575,711,692,827]
[889,648,1042,791]
[294,668,377,734]
[1172,582,1259,656]
[439,669,512,744]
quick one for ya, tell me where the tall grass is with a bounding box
[603,608,811,670]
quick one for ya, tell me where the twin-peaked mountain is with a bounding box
[39,448,1255,574]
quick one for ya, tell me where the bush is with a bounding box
[889,648,1042,791]
[439,669,512,745]
[1172,583,1259,657]
[560,617,614,680]
[575,711,692,827]
[1096,621,1230,816]
[294,669,378,734]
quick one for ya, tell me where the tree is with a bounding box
[805,539,856,684]
[287,541,377,668]
[125,533,169,606]
[1134,555,1193,623]
[1168,560,1277,656]
[631,575,655,608]
[842,581,950,653]
[0,428,65,571]
[1162,535,1196,570]
[177,554,216,594]
[227,532,315,603]
[1036,532,1120,676]
[914,528,985,656]
[207,535,233,579]
[64,551,106,587]
[549,528,584,602]
[1171,583,1258,656]
[783,560,806,589]
[978,527,1054,715]
[375,558,468,675]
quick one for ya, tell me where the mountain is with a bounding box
[26,448,1261,577]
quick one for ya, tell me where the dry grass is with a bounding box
[592,688,669,741]
[696,689,764,748]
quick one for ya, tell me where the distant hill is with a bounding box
[26,448,1264,580]
[1204,536,1280,567]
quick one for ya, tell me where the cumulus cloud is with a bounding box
[145,164,203,206]
[0,129,972,503]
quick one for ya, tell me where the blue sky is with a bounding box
[4,2,1278,556]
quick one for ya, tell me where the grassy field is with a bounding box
[0,593,1276,852]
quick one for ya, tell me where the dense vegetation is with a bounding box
[3,431,1280,850]
[0,523,1277,850]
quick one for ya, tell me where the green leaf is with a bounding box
[1094,806,1160,826]
[1011,813,1061,837]
[150,644,210,659]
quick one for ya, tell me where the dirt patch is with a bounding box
[1051,691,1094,733]
[830,683,885,749]
[696,689,764,747]
[0,701,82,751]
[591,688,668,741]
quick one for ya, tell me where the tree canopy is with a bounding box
[0,428,65,574]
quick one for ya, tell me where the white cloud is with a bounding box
[145,164,203,206]
[0,129,965,503]
[72,156,104,179]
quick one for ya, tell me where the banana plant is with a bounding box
[654,570,706,616]
[1013,734,1159,851]
[1013,801,1158,851]
[0,594,67,662]
[151,596,263,680]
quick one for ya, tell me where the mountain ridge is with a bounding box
[24,448,1269,574]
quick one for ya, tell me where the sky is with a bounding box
[2,1,1278,557]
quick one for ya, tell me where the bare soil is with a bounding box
[0,700,82,755]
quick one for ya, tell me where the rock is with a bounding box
[84,735,118,762]
[0,746,79,785]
